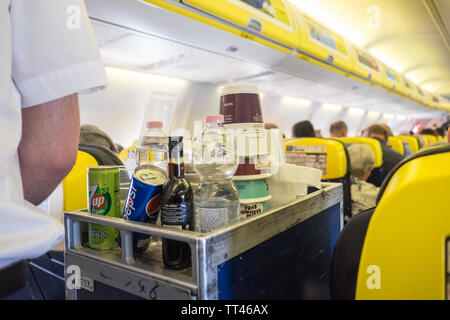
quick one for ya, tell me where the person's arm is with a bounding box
[18,94,80,205]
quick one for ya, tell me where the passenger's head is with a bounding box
[292,120,315,138]
[367,124,389,142]
[436,127,445,138]
[329,121,348,138]
[264,123,278,130]
[315,130,323,138]
[347,143,375,181]
[80,124,119,153]
[378,123,393,137]
[420,128,437,136]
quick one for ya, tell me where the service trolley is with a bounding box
[64,182,343,300]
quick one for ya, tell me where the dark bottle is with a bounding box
[161,136,194,270]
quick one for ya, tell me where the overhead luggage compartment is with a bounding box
[287,4,353,72]
[178,0,300,50]
[84,0,447,115]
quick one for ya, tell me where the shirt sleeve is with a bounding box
[10,0,108,108]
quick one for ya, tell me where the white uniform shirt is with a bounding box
[0,0,107,269]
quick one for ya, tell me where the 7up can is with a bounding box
[88,166,121,250]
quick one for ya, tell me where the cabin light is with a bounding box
[322,103,343,112]
[227,79,235,84]
[348,107,365,116]
[104,66,188,87]
[282,96,312,107]
[368,111,381,119]
[397,115,407,121]
[382,113,395,120]
[259,92,266,99]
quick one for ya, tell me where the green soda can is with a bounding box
[87,166,122,250]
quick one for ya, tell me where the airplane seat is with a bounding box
[397,136,419,153]
[79,143,123,166]
[337,137,384,187]
[27,145,124,300]
[285,138,352,220]
[421,134,438,146]
[387,137,404,155]
[330,144,450,300]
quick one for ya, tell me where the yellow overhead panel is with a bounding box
[402,76,421,102]
[180,0,299,50]
[288,4,352,72]
[421,89,434,108]
[349,45,384,86]
[383,64,409,96]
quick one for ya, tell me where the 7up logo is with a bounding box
[88,184,111,215]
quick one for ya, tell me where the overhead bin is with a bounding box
[179,0,300,50]
[287,4,352,72]
[348,44,384,87]
[401,76,421,102]
[382,64,410,96]
[86,0,447,114]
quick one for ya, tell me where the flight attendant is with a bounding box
[0,0,107,299]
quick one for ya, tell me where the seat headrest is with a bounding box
[336,137,383,168]
[377,143,450,204]
[285,138,348,180]
[79,144,123,166]
[396,136,419,153]
[387,137,405,155]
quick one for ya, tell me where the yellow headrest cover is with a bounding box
[63,150,98,211]
[284,138,347,180]
[355,145,450,299]
[118,145,137,164]
[421,134,438,146]
[337,137,383,168]
[396,136,419,153]
[387,137,405,155]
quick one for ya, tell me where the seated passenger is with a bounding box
[292,120,316,138]
[347,144,380,216]
[79,124,119,153]
[330,120,348,138]
[366,124,404,186]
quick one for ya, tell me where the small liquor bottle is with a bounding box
[161,136,194,270]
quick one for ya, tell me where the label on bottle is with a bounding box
[195,207,228,233]
[161,203,192,230]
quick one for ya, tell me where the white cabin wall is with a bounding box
[78,67,420,147]
[78,67,219,148]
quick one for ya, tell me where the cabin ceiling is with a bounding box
[288,0,450,99]
[87,0,447,118]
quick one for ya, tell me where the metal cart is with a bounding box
[64,183,343,300]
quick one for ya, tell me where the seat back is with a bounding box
[63,151,98,212]
[337,137,384,187]
[337,137,383,168]
[387,137,404,155]
[64,145,123,211]
[285,138,351,218]
[354,144,450,299]
[396,135,419,153]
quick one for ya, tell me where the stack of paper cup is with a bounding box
[220,84,272,219]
